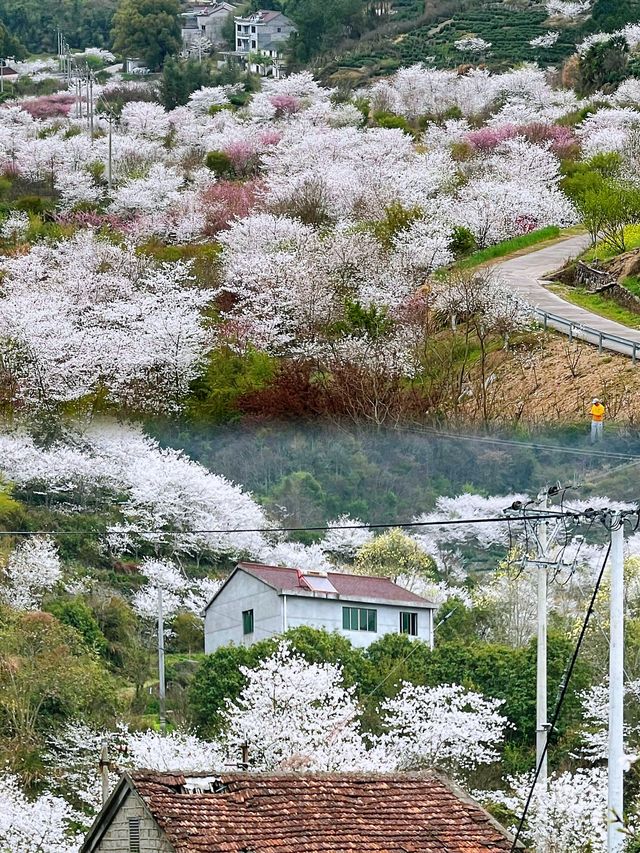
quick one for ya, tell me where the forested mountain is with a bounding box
[0,0,117,54]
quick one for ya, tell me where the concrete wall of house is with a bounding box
[284,596,433,649]
[93,790,174,853]
[204,571,283,653]
[204,572,433,652]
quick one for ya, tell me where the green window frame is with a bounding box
[342,606,377,632]
[400,611,418,636]
[242,608,254,635]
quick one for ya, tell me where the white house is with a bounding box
[204,562,436,653]
[232,10,297,76]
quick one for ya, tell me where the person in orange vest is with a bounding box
[590,398,605,443]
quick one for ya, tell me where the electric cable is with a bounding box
[391,424,640,460]
[509,538,613,852]
[0,512,569,538]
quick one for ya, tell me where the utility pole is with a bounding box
[608,514,625,853]
[99,741,111,806]
[107,112,113,193]
[536,495,549,799]
[158,585,166,735]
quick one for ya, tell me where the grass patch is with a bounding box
[623,275,640,298]
[548,283,640,329]
[582,225,640,262]
[454,226,561,270]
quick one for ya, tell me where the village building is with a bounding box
[231,9,297,76]
[180,3,238,51]
[203,561,436,653]
[79,770,520,853]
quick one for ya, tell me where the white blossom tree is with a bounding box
[378,683,509,775]
[481,767,608,853]
[220,641,379,771]
[0,232,213,413]
[1,537,62,610]
[0,772,83,853]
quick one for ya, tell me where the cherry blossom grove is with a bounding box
[0,231,212,412]
[8,63,636,415]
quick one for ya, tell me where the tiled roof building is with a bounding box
[80,771,520,853]
[204,563,437,653]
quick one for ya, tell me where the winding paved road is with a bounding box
[496,234,640,360]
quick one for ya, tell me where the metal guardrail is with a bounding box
[536,309,640,364]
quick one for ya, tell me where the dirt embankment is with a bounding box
[467,333,640,425]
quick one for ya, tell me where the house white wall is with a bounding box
[204,570,434,653]
[204,570,283,653]
[284,595,433,649]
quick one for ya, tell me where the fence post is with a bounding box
[543,313,547,332]
[598,332,603,353]
[569,324,573,343]
[634,343,638,366]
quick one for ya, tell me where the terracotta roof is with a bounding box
[236,562,436,607]
[127,771,516,852]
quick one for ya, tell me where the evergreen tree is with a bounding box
[111,0,181,70]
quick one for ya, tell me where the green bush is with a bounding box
[449,225,477,258]
[205,150,235,178]
[187,347,276,423]
[372,110,414,135]
[46,598,109,656]
[168,612,205,653]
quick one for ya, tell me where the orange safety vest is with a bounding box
[591,404,605,422]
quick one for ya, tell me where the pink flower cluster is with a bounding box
[18,94,75,119]
[223,141,260,176]
[465,122,577,157]
[269,94,301,117]
[200,179,263,236]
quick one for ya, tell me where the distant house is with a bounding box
[80,770,520,853]
[203,562,436,653]
[232,9,297,76]
[181,3,238,50]
[0,65,19,84]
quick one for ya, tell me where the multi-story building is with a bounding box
[181,3,238,51]
[233,10,297,76]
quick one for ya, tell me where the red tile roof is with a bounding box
[237,562,435,607]
[128,771,516,853]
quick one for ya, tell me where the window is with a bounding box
[242,609,254,635]
[251,40,256,48]
[400,611,418,636]
[251,25,256,32]
[236,23,241,30]
[128,818,141,853]
[277,26,281,31]
[342,607,377,632]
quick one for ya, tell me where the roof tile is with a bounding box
[237,563,435,607]
[129,771,516,853]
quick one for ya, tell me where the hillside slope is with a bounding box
[321,0,640,82]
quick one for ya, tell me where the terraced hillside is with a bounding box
[321,0,640,82]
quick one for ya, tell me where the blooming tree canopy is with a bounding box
[220,642,376,771]
[378,683,509,775]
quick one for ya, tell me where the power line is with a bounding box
[0,513,573,538]
[392,424,640,461]
[509,537,613,852]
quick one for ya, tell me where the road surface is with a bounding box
[495,234,640,360]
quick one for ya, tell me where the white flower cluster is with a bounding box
[454,37,492,53]
[529,31,560,48]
